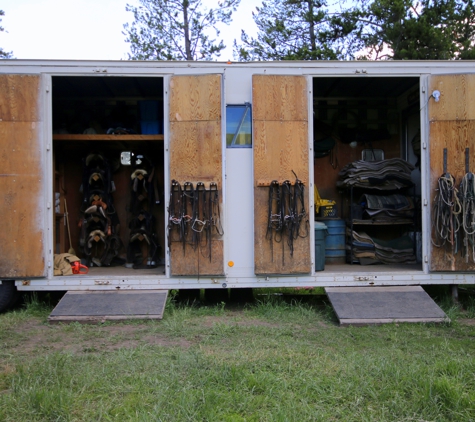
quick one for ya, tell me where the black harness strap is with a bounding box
[282,180,294,259]
[209,182,223,236]
[266,180,282,262]
[294,178,309,239]
[182,182,194,253]
[192,182,206,250]
[168,180,182,248]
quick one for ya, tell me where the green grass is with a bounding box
[1,289,475,421]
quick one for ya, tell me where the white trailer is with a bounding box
[1,59,474,311]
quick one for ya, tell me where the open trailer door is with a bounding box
[168,74,224,276]
[0,75,46,278]
[252,75,311,275]
[429,74,475,271]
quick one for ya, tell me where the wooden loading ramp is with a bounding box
[325,286,449,326]
[48,290,168,324]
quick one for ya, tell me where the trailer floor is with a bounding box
[325,286,448,326]
[58,263,421,278]
[323,263,422,273]
[63,265,167,277]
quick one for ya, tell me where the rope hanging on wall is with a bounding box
[458,148,475,263]
[431,149,462,256]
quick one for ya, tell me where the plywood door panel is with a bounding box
[169,121,222,183]
[169,74,221,122]
[170,242,200,275]
[254,121,308,183]
[429,74,475,122]
[429,74,475,271]
[0,75,40,122]
[253,75,311,275]
[0,118,45,277]
[253,75,308,122]
[168,74,224,276]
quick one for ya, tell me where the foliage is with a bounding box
[235,0,475,61]
[124,0,240,60]
[349,0,475,60]
[0,10,13,59]
[234,0,362,60]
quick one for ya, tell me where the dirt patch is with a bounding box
[199,314,281,329]
[459,318,475,326]
[3,318,194,357]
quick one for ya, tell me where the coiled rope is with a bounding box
[431,173,462,249]
[459,172,475,262]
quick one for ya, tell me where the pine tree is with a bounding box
[124,0,240,60]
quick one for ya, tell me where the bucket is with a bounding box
[314,222,327,271]
[322,219,346,264]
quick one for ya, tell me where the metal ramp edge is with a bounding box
[48,290,168,324]
[325,286,449,326]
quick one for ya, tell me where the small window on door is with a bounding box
[226,103,252,148]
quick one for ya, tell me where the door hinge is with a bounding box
[424,199,428,206]
[424,256,428,263]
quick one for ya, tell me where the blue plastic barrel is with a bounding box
[323,219,346,264]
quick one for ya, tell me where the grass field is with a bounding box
[1,287,475,421]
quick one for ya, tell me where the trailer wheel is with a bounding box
[0,280,19,313]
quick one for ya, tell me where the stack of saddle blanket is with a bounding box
[358,193,414,222]
[347,230,416,265]
[337,158,415,190]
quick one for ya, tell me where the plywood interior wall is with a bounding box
[168,74,224,276]
[253,75,311,275]
[0,75,45,278]
[313,134,401,217]
[429,74,475,271]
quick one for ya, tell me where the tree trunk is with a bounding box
[307,0,317,53]
[183,2,193,60]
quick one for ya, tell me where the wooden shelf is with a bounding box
[53,134,164,141]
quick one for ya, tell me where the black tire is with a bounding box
[0,280,19,313]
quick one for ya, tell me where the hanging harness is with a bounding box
[167,180,223,261]
[266,173,309,264]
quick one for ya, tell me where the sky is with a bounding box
[1,0,258,61]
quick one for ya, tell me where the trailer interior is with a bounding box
[312,76,422,270]
[52,76,166,276]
